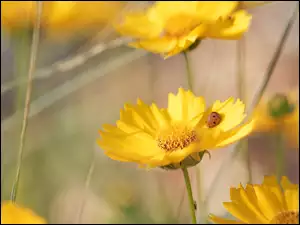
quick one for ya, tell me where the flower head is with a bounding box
[209,175,299,224]
[97,88,253,169]
[252,91,299,148]
[1,201,46,224]
[115,1,251,58]
[1,1,125,38]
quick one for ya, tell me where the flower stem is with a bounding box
[274,131,285,183]
[183,50,206,223]
[10,1,42,203]
[181,167,197,224]
[250,3,299,110]
[183,51,194,92]
[77,152,96,223]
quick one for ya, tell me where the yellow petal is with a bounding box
[203,10,252,40]
[208,214,244,224]
[282,107,299,148]
[1,1,36,29]
[208,98,246,132]
[281,176,299,211]
[1,201,46,224]
[167,88,206,123]
[262,176,286,209]
[238,186,269,223]
[253,185,283,220]
[164,142,199,163]
[284,189,299,211]
[223,202,262,223]
[115,12,163,39]
[164,25,206,58]
[151,1,203,23]
[214,119,254,148]
[252,101,277,132]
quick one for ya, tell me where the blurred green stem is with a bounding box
[275,130,285,182]
[250,3,299,109]
[236,37,252,183]
[10,2,42,203]
[183,52,193,92]
[77,153,96,223]
[204,3,298,205]
[181,167,197,224]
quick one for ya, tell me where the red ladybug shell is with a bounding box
[206,112,222,128]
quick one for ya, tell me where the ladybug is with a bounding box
[206,112,222,128]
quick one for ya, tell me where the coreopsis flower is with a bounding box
[209,175,299,224]
[252,91,299,148]
[115,1,252,58]
[1,201,46,224]
[1,1,125,38]
[97,88,254,169]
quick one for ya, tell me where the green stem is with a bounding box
[181,167,197,224]
[250,3,299,110]
[183,51,193,92]
[77,153,96,223]
[10,2,42,203]
[183,50,206,223]
[274,131,285,183]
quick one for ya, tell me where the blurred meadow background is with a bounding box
[1,1,299,224]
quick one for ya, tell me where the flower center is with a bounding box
[157,126,197,151]
[270,211,299,224]
[164,14,199,37]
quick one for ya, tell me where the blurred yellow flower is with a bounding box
[209,175,299,224]
[1,1,125,38]
[252,91,299,148]
[115,1,251,58]
[97,88,254,168]
[1,201,46,224]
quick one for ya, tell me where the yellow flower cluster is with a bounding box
[1,201,46,224]
[1,1,125,38]
[209,175,299,224]
[115,1,252,58]
[98,88,254,169]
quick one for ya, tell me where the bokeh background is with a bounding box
[1,1,299,224]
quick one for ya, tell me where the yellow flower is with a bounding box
[209,175,299,224]
[1,1,125,38]
[115,1,251,58]
[1,201,46,224]
[252,91,299,148]
[97,88,254,168]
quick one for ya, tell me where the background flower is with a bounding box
[116,1,251,58]
[209,175,299,224]
[252,90,299,148]
[1,1,126,39]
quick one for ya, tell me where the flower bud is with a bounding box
[268,93,295,118]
